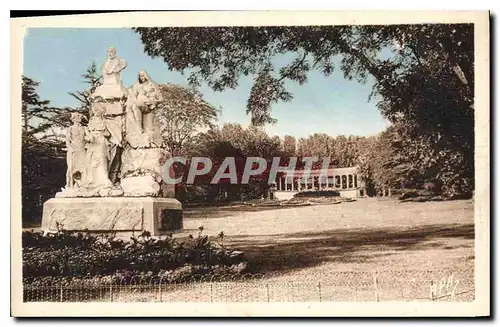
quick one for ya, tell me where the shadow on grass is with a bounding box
[183,205,303,219]
[227,223,474,275]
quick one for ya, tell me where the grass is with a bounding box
[181,198,474,274]
[178,198,475,301]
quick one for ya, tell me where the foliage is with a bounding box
[22,76,69,143]
[294,190,341,198]
[22,76,69,225]
[156,83,219,156]
[134,25,474,198]
[133,25,472,125]
[296,133,369,168]
[282,135,297,159]
[22,143,66,226]
[22,228,247,285]
[357,122,473,198]
[174,123,283,203]
[68,61,102,119]
[191,123,282,160]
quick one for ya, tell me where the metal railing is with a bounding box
[23,268,474,303]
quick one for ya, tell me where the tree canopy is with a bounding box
[133,25,473,125]
[156,83,219,156]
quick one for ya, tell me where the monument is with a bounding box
[41,47,182,236]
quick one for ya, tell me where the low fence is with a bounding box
[23,268,474,302]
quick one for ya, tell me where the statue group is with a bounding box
[60,47,171,198]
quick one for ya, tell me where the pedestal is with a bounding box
[41,197,182,236]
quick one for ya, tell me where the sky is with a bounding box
[23,28,391,139]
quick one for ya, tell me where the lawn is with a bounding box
[24,198,475,301]
[180,198,474,275]
[176,198,475,301]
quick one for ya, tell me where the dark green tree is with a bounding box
[22,76,68,144]
[22,76,66,226]
[68,61,102,119]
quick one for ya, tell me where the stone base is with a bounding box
[41,197,182,236]
[121,175,161,197]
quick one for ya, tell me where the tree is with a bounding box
[357,128,404,194]
[22,76,67,143]
[133,25,472,125]
[21,76,67,225]
[134,24,474,197]
[282,135,296,158]
[156,83,218,156]
[184,123,283,202]
[192,123,282,160]
[68,61,102,119]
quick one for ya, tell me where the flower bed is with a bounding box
[22,228,247,286]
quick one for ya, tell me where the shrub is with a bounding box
[294,190,341,198]
[22,228,247,285]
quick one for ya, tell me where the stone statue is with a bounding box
[83,103,124,197]
[65,112,87,189]
[90,47,129,184]
[119,69,170,197]
[125,69,164,149]
[92,47,128,101]
[43,46,182,236]
[81,104,114,193]
[57,103,124,198]
[57,52,170,199]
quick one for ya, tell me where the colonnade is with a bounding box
[274,173,360,192]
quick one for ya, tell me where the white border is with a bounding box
[10,11,490,317]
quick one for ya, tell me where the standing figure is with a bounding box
[65,113,87,188]
[81,104,115,196]
[125,69,163,148]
